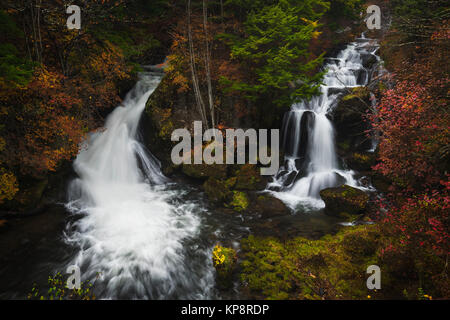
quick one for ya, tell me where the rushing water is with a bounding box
[64,70,219,299]
[267,34,380,210]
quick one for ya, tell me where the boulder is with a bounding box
[182,163,227,180]
[320,185,369,220]
[346,152,376,172]
[249,195,290,218]
[234,164,266,191]
[361,53,378,70]
[333,87,372,153]
[203,178,232,204]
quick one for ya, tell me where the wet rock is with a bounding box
[320,185,369,219]
[282,171,298,187]
[361,53,378,70]
[249,194,290,218]
[333,87,372,153]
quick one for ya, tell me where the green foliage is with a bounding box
[93,27,161,62]
[222,0,330,107]
[0,9,21,38]
[390,0,449,39]
[391,0,448,21]
[213,244,237,288]
[0,44,34,87]
[0,10,34,87]
[328,0,363,18]
[28,272,96,300]
[131,0,170,17]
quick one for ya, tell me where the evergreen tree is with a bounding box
[221,0,330,107]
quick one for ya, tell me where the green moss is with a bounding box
[28,272,95,300]
[240,225,383,300]
[320,185,369,219]
[234,164,263,190]
[203,178,232,204]
[225,177,237,189]
[159,119,174,140]
[226,191,249,212]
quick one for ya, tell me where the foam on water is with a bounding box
[65,71,214,299]
[268,36,379,210]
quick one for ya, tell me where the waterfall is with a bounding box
[268,35,379,209]
[65,70,214,299]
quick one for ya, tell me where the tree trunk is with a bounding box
[187,0,209,129]
[203,0,215,128]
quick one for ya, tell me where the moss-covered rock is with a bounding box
[234,164,265,191]
[182,163,227,180]
[203,178,232,204]
[240,225,383,300]
[320,185,369,219]
[346,152,376,172]
[212,244,237,289]
[226,191,249,212]
[333,87,372,153]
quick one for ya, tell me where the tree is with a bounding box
[221,0,330,107]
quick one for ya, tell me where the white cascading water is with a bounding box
[268,34,380,209]
[65,69,214,299]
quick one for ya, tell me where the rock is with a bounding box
[281,170,298,187]
[212,244,237,289]
[162,164,176,176]
[182,163,227,180]
[234,164,266,191]
[333,87,372,153]
[226,191,249,212]
[346,152,376,172]
[250,195,290,218]
[320,185,369,220]
[361,53,378,70]
[203,178,232,204]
